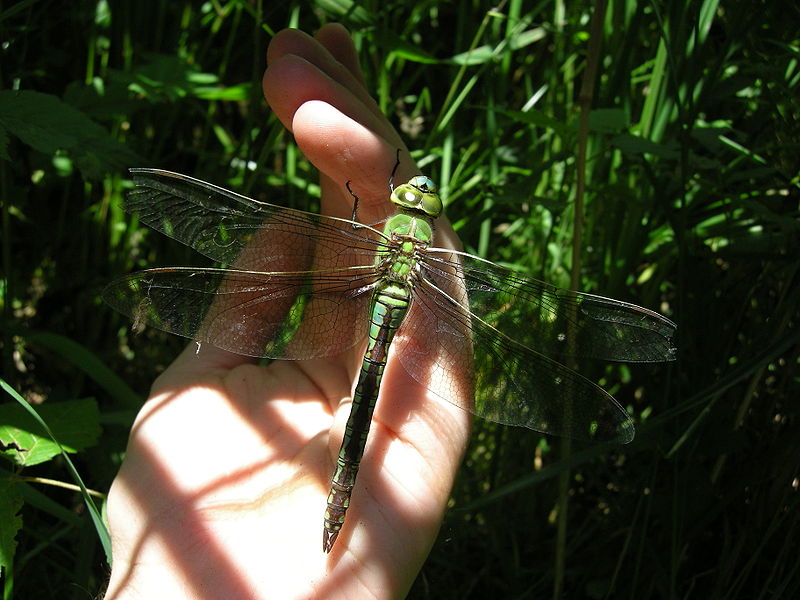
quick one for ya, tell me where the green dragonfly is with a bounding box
[104,162,676,553]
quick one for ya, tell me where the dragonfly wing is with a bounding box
[430,249,676,363]
[127,169,386,266]
[393,259,634,442]
[103,266,375,360]
[390,247,678,442]
[113,169,394,358]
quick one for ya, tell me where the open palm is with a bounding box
[105,25,469,600]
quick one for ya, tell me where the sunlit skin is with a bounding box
[104,24,469,600]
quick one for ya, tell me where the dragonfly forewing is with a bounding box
[127,169,386,267]
[451,250,676,363]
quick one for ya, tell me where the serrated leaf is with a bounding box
[0,90,141,178]
[0,474,23,576]
[0,399,101,467]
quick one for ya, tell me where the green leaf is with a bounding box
[0,0,39,23]
[508,27,547,51]
[588,109,629,134]
[0,399,101,467]
[16,478,82,526]
[63,79,141,120]
[112,56,201,101]
[449,28,545,65]
[0,380,110,563]
[0,474,23,578]
[194,83,253,101]
[449,44,495,66]
[611,133,679,159]
[366,27,439,64]
[313,0,373,25]
[389,43,439,64]
[0,90,141,178]
[23,331,141,409]
[498,109,573,139]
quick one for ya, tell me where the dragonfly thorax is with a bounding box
[375,228,428,282]
[390,176,442,217]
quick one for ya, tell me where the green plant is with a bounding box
[1,0,797,598]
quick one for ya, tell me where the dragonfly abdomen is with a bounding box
[322,281,411,553]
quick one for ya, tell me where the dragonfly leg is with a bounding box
[347,149,403,228]
[345,180,363,228]
[387,148,401,191]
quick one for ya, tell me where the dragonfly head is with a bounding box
[390,176,443,218]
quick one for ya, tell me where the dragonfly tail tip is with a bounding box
[323,529,339,553]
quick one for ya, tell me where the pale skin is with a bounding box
[104,24,470,600]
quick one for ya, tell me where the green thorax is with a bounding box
[378,175,442,283]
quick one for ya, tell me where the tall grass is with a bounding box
[1,0,797,598]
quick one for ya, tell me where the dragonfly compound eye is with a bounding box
[410,176,436,194]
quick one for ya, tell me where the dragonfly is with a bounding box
[104,158,677,553]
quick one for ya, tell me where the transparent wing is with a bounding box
[110,169,676,441]
[449,249,676,363]
[126,169,386,266]
[106,169,392,358]
[103,265,376,359]
[392,249,676,442]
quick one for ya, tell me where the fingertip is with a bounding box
[262,54,312,131]
[266,28,312,66]
[314,24,364,85]
[292,100,413,210]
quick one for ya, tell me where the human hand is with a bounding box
[104,24,469,600]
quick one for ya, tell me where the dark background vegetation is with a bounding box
[1,0,798,598]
